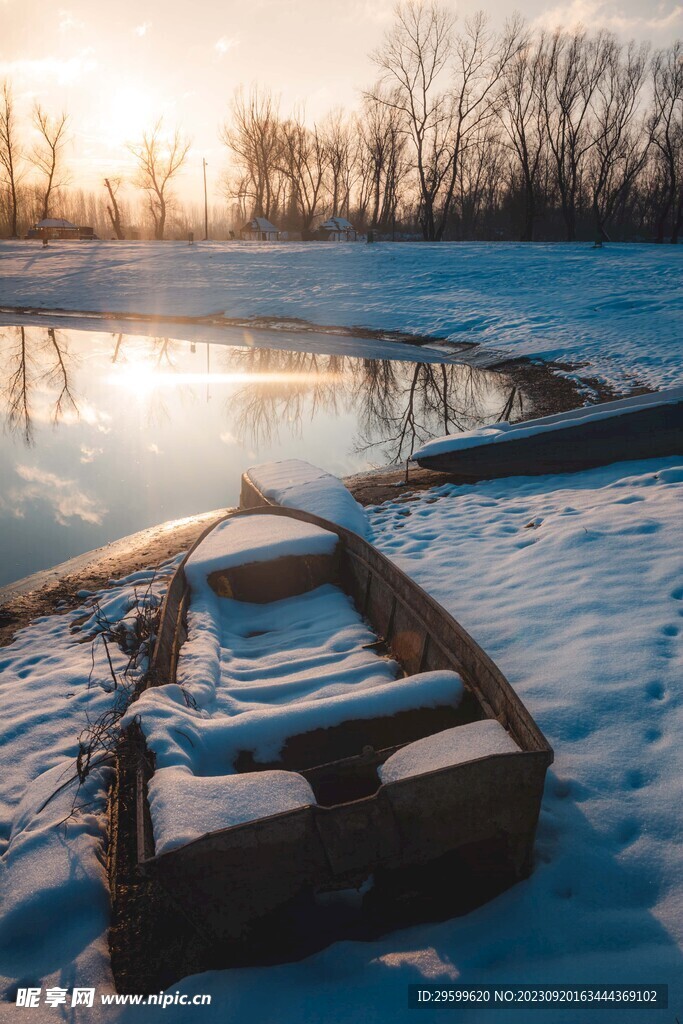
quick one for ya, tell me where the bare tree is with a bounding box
[589,40,650,241]
[438,13,523,238]
[32,105,70,221]
[128,119,191,240]
[358,94,409,229]
[370,0,455,240]
[278,115,329,232]
[650,41,683,242]
[104,177,125,238]
[455,122,505,238]
[498,33,547,240]
[0,81,22,237]
[372,3,522,240]
[321,109,357,217]
[539,29,613,241]
[220,86,282,220]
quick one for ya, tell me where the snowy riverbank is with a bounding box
[0,456,681,1022]
[1,240,681,393]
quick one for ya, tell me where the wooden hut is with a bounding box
[27,218,96,240]
[318,216,357,241]
[240,217,280,241]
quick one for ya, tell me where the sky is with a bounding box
[1,0,681,207]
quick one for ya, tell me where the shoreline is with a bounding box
[0,304,622,401]
[0,311,630,645]
[0,464,462,646]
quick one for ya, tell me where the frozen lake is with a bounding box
[0,322,527,586]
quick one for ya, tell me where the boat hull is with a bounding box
[112,506,553,988]
[413,398,683,478]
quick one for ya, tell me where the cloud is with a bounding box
[26,395,112,432]
[14,464,107,526]
[17,465,68,488]
[58,9,85,33]
[215,36,239,57]
[0,51,97,85]
[78,400,113,433]
[533,0,683,33]
[219,431,239,446]
[134,21,151,37]
[79,444,104,464]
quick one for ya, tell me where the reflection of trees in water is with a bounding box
[111,332,178,370]
[44,328,79,424]
[1,328,523,465]
[1,326,78,445]
[357,359,523,463]
[224,346,351,447]
[223,344,522,462]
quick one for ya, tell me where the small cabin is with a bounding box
[27,218,96,241]
[240,217,279,242]
[318,216,357,242]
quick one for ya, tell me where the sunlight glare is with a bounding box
[107,366,345,397]
[106,85,157,148]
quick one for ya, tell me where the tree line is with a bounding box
[1,1,681,242]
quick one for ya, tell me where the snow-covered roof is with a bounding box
[35,218,77,229]
[320,217,354,231]
[242,217,278,232]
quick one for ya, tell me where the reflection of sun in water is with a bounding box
[107,364,343,401]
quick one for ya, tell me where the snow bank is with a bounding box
[379,720,520,784]
[1,240,681,391]
[0,762,113,983]
[0,561,176,1009]
[184,513,339,591]
[246,459,370,537]
[148,766,316,855]
[130,670,465,775]
[413,385,683,460]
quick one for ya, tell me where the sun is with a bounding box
[105,84,157,149]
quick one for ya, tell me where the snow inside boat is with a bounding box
[115,505,552,968]
[411,385,683,478]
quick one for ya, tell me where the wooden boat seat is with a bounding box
[184,512,342,603]
[147,766,316,856]
[208,551,341,603]
[379,720,520,784]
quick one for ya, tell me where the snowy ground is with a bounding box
[1,457,681,1022]
[1,241,681,393]
[0,562,178,1019]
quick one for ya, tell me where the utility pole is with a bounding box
[203,158,209,241]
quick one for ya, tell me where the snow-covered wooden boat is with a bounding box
[411,386,683,478]
[114,506,552,978]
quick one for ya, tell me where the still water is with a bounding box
[0,323,526,586]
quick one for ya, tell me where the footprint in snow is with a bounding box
[625,768,647,790]
[645,680,666,702]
